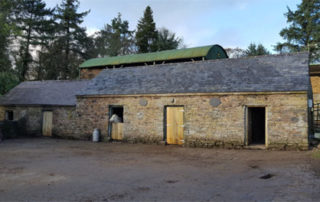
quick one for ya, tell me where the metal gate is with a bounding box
[312,103,320,133]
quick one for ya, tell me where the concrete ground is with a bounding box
[1,138,320,202]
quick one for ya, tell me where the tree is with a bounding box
[14,0,54,81]
[245,43,270,56]
[39,40,81,79]
[136,6,158,53]
[157,27,182,51]
[0,72,19,95]
[0,0,19,72]
[94,13,135,57]
[52,0,90,79]
[275,0,320,63]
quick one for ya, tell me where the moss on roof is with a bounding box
[80,44,228,69]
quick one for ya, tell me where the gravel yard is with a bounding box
[0,138,320,201]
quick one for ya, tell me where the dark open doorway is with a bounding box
[108,106,124,141]
[109,106,123,121]
[248,107,265,145]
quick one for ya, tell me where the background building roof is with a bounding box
[310,64,320,76]
[78,52,309,96]
[0,80,88,106]
[79,45,228,69]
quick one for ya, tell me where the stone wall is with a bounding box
[0,106,76,137]
[0,93,309,150]
[52,107,79,139]
[311,76,320,103]
[0,106,4,121]
[80,68,103,79]
[75,93,309,150]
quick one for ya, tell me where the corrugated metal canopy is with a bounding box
[80,45,228,68]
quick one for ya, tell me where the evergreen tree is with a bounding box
[275,0,320,62]
[53,0,90,79]
[157,27,182,51]
[40,40,81,79]
[0,0,18,72]
[0,72,19,95]
[136,6,158,53]
[245,43,270,56]
[14,0,54,81]
[95,13,135,57]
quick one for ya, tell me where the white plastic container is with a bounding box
[92,128,100,142]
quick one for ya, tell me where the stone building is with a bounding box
[0,80,88,137]
[0,49,312,150]
[76,52,311,150]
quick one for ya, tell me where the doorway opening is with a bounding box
[108,106,124,141]
[42,111,53,137]
[5,110,14,121]
[247,107,265,145]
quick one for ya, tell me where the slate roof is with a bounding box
[0,80,89,106]
[78,52,310,96]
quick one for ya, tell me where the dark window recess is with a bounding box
[5,110,14,121]
[109,106,124,122]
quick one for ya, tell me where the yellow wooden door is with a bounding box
[112,122,123,140]
[166,107,184,145]
[42,111,53,137]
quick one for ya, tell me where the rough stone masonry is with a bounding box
[74,92,308,150]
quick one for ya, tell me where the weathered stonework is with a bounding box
[74,93,309,150]
[0,106,76,137]
[80,68,103,79]
[0,106,4,121]
[311,76,320,103]
[0,93,309,150]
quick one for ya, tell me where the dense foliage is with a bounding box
[0,0,17,73]
[0,72,19,95]
[245,43,270,56]
[0,2,183,92]
[276,0,320,63]
[136,6,158,53]
[94,13,135,57]
[157,28,182,51]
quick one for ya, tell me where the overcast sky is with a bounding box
[44,0,301,52]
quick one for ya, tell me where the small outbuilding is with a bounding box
[0,80,88,137]
[75,52,311,150]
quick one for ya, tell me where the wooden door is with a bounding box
[112,123,123,140]
[166,107,184,145]
[42,111,53,137]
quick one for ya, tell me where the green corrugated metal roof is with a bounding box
[80,44,228,68]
